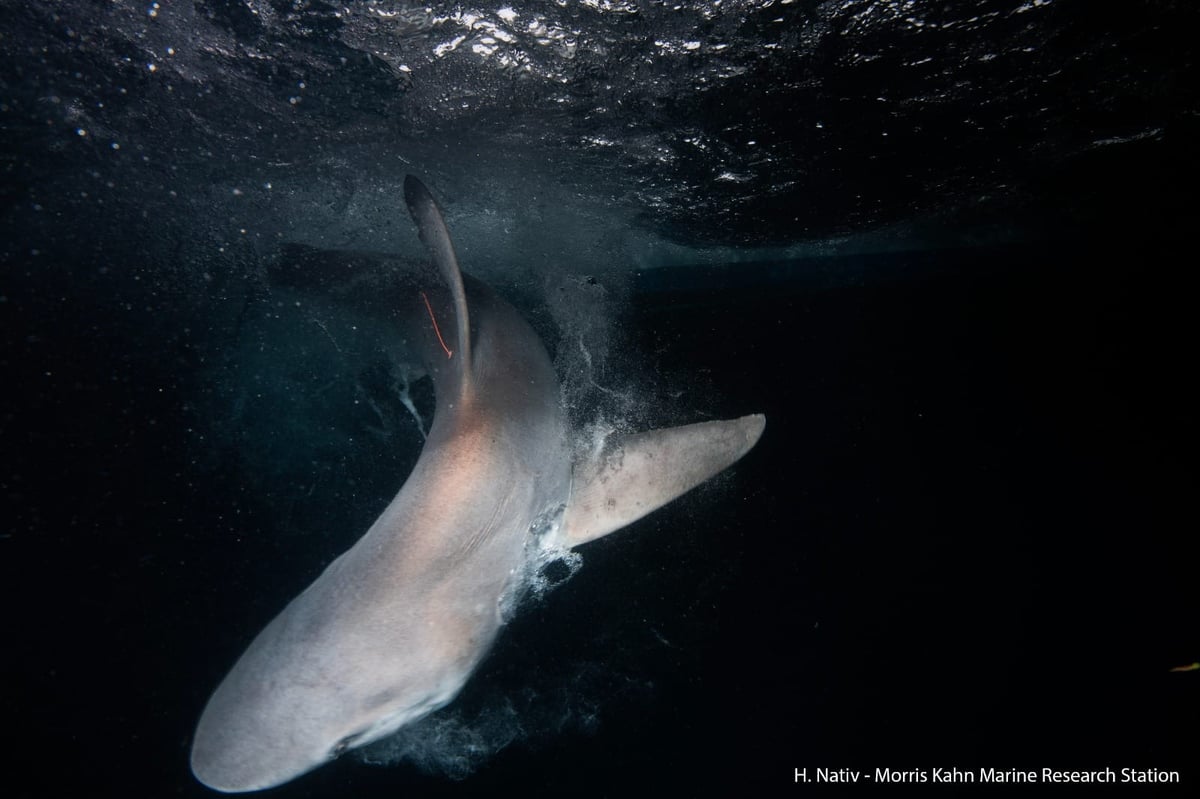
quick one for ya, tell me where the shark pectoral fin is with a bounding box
[560,414,766,548]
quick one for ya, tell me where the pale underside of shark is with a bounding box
[190,175,764,793]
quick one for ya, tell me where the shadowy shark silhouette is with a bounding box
[190,175,764,792]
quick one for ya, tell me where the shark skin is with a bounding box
[189,175,765,793]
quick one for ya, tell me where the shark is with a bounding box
[190,175,765,792]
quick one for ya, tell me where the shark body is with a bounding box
[190,176,764,792]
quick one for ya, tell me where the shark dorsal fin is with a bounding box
[404,175,473,397]
[561,414,766,548]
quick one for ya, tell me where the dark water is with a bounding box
[3,1,1197,797]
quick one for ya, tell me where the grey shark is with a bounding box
[190,175,764,792]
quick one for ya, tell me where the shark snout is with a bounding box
[190,707,329,793]
[189,662,344,794]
